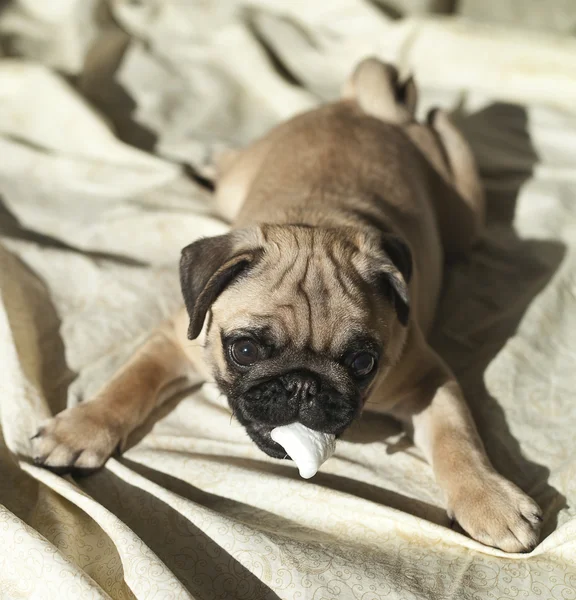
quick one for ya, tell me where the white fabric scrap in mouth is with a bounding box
[270,423,336,479]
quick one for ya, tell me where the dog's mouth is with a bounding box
[244,422,288,459]
[242,419,347,460]
[219,369,363,458]
[229,396,361,459]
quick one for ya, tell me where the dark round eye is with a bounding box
[230,338,260,366]
[350,352,376,377]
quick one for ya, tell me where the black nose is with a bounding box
[237,368,359,434]
[280,371,319,403]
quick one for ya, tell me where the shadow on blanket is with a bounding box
[433,102,567,539]
[0,196,148,268]
[81,461,284,600]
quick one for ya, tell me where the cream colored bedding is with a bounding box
[1,1,576,598]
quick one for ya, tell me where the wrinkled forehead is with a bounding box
[212,245,384,354]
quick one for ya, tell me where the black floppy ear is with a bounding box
[378,234,412,327]
[179,231,262,339]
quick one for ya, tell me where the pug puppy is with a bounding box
[32,58,542,552]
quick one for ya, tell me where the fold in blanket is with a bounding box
[0,1,575,598]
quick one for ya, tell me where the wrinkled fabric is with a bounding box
[1,1,576,598]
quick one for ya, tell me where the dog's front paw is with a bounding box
[31,403,124,474]
[447,472,543,553]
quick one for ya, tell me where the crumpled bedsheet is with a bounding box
[1,1,576,598]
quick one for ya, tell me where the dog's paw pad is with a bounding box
[31,405,122,474]
[448,473,543,553]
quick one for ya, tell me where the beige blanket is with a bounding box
[1,1,576,598]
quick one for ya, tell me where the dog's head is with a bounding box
[180,224,412,457]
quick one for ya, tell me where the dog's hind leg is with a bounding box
[343,58,484,255]
[406,109,485,256]
[428,109,485,242]
[342,57,417,125]
[213,137,276,223]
